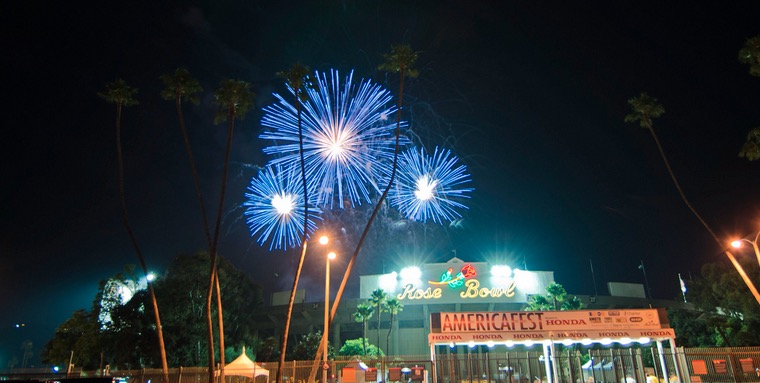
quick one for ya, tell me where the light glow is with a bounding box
[490,265,513,278]
[271,193,294,215]
[400,266,422,281]
[379,272,398,291]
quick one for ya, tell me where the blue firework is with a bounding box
[243,165,321,251]
[260,69,408,209]
[390,146,473,224]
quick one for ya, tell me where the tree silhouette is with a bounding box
[384,298,403,355]
[275,63,316,383]
[738,35,760,161]
[369,289,388,348]
[98,79,169,383]
[325,42,418,349]
[352,303,374,356]
[625,92,760,305]
[207,79,255,383]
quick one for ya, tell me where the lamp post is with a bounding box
[323,249,336,383]
[638,260,652,303]
[731,230,760,267]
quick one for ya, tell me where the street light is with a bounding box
[731,230,760,267]
[323,250,336,383]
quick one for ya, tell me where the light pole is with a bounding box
[638,260,652,303]
[323,249,336,383]
[731,230,760,267]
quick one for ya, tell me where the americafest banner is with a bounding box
[427,309,675,343]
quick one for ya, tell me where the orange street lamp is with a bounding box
[731,230,760,267]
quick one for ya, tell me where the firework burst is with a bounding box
[243,165,321,250]
[260,69,408,209]
[390,146,473,224]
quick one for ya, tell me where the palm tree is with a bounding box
[738,36,760,161]
[738,127,760,161]
[369,289,388,348]
[275,63,315,383]
[561,296,584,310]
[524,294,553,311]
[98,79,169,383]
[161,69,232,381]
[352,303,374,356]
[326,43,418,347]
[159,68,208,246]
[384,298,403,356]
[523,282,581,311]
[738,35,760,77]
[625,92,760,305]
[545,282,567,311]
[207,79,255,383]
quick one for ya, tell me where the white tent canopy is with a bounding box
[222,347,269,381]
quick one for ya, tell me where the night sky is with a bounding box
[2,1,759,367]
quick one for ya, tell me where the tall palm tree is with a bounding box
[160,68,209,246]
[161,69,231,381]
[369,289,388,348]
[207,79,255,383]
[327,43,418,346]
[310,45,418,382]
[98,79,169,383]
[353,303,374,356]
[625,92,760,305]
[275,63,314,383]
[384,298,402,356]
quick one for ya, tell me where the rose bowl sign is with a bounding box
[359,258,555,305]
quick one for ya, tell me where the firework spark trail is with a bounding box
[260,69,408,209]
[243,165,321,250]
[391,146,473,224]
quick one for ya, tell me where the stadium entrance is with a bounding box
[427,309,681,383]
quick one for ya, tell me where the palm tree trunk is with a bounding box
[206,107,235,383]
[115,102,169,383]
[277,90,310,383]
[363,320,368,356]
[175,96,213,248]
[385,314,394,356]
[310,67,408,382]
[375,311,382,352]
[175,94,227,383]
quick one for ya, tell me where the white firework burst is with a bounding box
[390,146,473,224]
[260,69,408,209]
